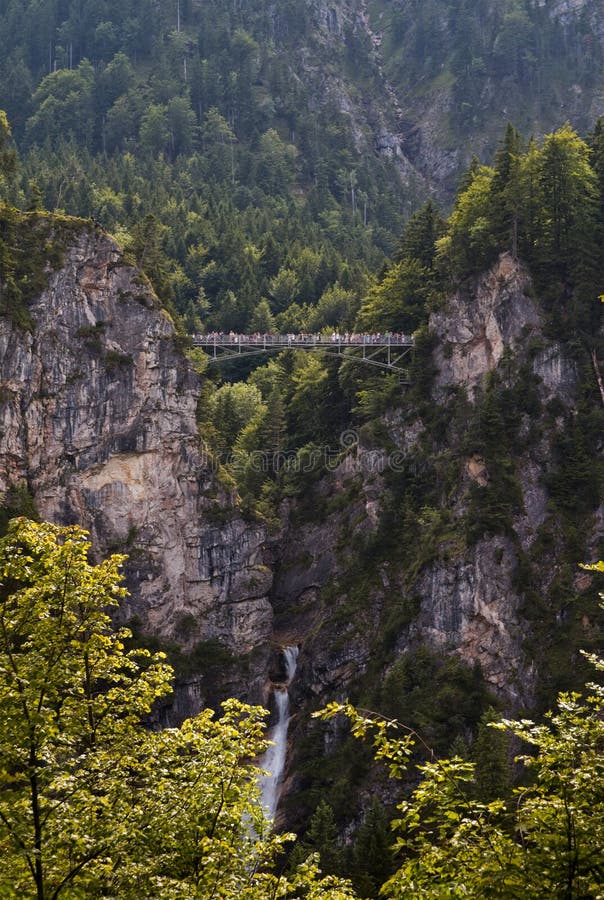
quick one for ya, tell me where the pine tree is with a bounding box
[457,154,481,193]
[0,110,17,192]
[397,200,446,269]
[589,116,604,227]
[489,123,523,256]
[249,297,276,333]
[303,800,345,876]
[516,135,544,263]
[350,801,395,898]
[538,125,598,277]
[472,707,512,802]
[125,213,174,307]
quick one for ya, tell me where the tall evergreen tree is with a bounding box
[489,122,523,256]
[350,801,395,898]
[0,110,17,192]
[396,200,446,269]
[302,800,345,876]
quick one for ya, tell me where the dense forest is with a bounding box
[0,0,410,338]
[2,0,604,339]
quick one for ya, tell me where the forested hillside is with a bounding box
[2,0,604,336]
[372,0,604,180]
[0,0,411,337]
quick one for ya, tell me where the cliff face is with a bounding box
[358,0,604,194]
[0,222,273,708]
[273,254,602,731]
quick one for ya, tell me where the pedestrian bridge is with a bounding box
[192,333,414,378]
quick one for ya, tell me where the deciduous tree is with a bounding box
[0,518,357,899]
[317,565,604,898]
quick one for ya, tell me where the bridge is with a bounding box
[192,333,414,377]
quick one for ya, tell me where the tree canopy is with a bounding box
[0,517,356,899]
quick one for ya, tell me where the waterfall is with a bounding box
[259,646,299,821]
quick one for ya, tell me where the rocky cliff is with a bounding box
[0,216,273,711]
[270,251,602,822]
[332,0,604,196]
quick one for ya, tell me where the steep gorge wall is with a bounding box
[274,253,603,727]
[0,221,273,710]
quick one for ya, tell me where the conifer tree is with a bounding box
[589,116,604,226]
[516,135,544,262]
[489,123,523,256]
[396,200,446,269]
[0,110,17,192]
[537,125,598,277]
[350,801,395,898]
[301,800,345,876]
[249,297,276,333]
[472,707,512,802]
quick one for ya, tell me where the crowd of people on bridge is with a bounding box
[193,331,413,345]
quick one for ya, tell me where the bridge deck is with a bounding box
[191,334,414,377]
[193,334,413,347]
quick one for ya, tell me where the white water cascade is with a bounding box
[259,646,299,821]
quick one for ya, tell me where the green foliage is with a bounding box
[205,381,267,458]
[376,648,493,754]
[0,109,17,190]
[26,62,95,148]
[249,298,276,333]
[317,588,604,898]
[489,122,523,254]
[397,201,446,269]
[0,518,357,899]
[436,164,497,276]
[307,283,359,332]
[126,620,236,682]
[356,258,432,334]
[545,407,603,519]
[538,124,598,265]
[357,200,445,334]
[471,707,512,802]
[0,208,66,329]
[0,483,38,535]
[184,345,209,375]
[462,370,538,543]
[291,800,345,878]
[349,801,396,899]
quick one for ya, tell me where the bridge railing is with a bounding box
[192,332,414,346]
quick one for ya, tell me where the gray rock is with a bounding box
[0,227,273,672]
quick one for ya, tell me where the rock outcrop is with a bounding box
[273,253,602,728]
[0,222,273,708]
